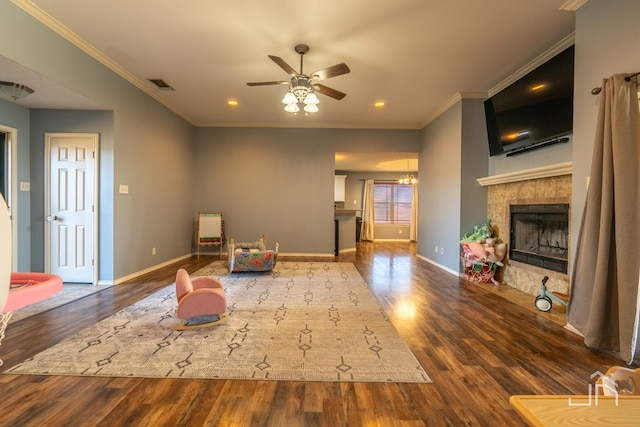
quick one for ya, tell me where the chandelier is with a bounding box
[398,159,418,185]
[0,81,34,100]
[281,76,319,114]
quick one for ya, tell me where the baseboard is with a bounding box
[279,252,335,258]
[416,254,460,277]
[338,247,356,253]
[564,322,584,336]
[113,253,194,285]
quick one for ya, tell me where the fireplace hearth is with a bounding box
[509,204,569,274]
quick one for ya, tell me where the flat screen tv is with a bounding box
[484,45,574,157]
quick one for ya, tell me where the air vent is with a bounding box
[147,78,174,91]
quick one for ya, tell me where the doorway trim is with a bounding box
[0,125,18,271]
[44,132,99,284]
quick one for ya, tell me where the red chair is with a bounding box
[172,268,227,330]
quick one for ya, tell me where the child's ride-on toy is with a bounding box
[535,276,569,312]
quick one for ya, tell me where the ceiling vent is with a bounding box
[148,78,174,90]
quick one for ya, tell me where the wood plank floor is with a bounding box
[0,242,628,426]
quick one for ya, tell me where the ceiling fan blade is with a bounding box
[313,84,347,100]
[268,55,298,76]
[311,63,350,81]
[246,81,289,86]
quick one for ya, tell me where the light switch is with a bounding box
[119,184,129,194]
[19,181,30,191]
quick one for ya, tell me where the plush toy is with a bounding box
[460,220,494,243]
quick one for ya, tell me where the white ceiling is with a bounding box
[3,0,576,129]
[2,1,577,172]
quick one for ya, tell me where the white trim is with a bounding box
[420,92,488,129]
[560,0,589,11]
[488,34,575,97]
[280,252,335,258]
[477,162,572,187]
[0,125,18,271]
[112,253,194,285]
[338,247,357,253]
[630,272,640,364]
[416,253,459,277]
[11,0,193,125]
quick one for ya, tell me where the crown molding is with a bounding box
[487,33,575,97]
[560,0,589,11]
[420,91,489,128]
[10,0,194,125]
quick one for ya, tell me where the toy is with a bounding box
[460,220,506,286]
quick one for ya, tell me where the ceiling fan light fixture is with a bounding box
[282,92,297,104]
[0,81,35,100]
[303,92,319,105]
[284,103,300,113]
[304,103,319,113]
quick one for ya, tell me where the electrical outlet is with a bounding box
[19,181,30,191]
[152,247,156,255]
[440,247,444,254]
[399,229,403,234]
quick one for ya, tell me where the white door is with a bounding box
[46,133,98,283]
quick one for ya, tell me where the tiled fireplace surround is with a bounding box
[478,162,572,297]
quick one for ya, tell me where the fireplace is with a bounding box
[509,204,569,274]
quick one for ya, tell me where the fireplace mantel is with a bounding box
[477,161,572,187]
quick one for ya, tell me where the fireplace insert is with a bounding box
[509,204,569,273]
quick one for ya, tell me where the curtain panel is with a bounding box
[567,74,640,363]
[361,179,375,241]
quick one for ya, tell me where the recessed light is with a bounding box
[227,99,238,106]
[374,101,385,108]
[531,84,546,91]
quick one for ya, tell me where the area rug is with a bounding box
[6,262,430,383]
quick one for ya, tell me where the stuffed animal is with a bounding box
[460,220,494,243]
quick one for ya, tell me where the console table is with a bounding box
[510,395,640,426]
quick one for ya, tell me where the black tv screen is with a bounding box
[484,45,574,156]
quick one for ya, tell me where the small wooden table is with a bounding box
[510,395,640,426]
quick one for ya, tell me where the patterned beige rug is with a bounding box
[7,261,430,383]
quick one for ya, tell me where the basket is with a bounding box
[461,257,499,283]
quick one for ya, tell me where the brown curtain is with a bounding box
[567,74,640,363]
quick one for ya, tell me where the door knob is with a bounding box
[47,215,59,222]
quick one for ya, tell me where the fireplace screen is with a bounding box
[509,204,569,273]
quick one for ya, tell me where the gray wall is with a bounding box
[572,0,640,267]
[460,99,489,241]
[29,110,114,277]
[0,2,195,282]
[416,98,489,273]
[573,0,640,361]
[418,102,463,270]
[193,128,420,255]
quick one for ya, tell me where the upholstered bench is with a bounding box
[228,235,279,272]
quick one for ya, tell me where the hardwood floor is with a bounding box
[0,242,627,426]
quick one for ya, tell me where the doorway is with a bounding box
[0,125,17,271]
[45,133,99,283]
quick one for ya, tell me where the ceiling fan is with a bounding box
[247,44,350,113]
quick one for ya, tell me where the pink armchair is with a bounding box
[172,268,227,330]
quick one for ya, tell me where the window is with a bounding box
[373,182,413,224]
